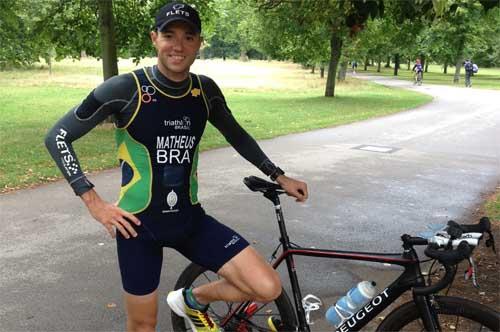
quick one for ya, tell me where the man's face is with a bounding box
[151,21,202,82]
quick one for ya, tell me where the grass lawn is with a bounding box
[0,59,432,192]
[361,64,500,90]
[485,190,500,222]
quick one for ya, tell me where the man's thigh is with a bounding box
[175,214,249,273]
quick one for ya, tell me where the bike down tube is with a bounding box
[269,194,311,332]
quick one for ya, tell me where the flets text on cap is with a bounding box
[155,2,202,33]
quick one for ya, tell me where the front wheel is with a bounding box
[376,296,500,331]
[170,263,297,332]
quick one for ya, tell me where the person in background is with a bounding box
[412,58,423,85]
[464,59,474,88]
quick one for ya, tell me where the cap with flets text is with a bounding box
[154,2,201,33]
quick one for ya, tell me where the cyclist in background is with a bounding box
[412,59,423,85]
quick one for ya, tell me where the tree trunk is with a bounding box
[453,37,465,83]
[420,55,426,79]
[377,60,381,72]
[337,61,347,81]
[199,48,205,60]
[239,49,248,62]
[425,62,429,73]
[325,33,343,97]
[385,56,390,68]
[97,0,118,123]
[364,56,368,71]
[393,53,400,76]
[97,0,118,81]
[407,58,411,70]
[320,66,325,78]
[444,60,448,74]
[311,65,315,74]
[453,58,462,83]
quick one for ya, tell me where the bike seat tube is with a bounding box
[272,195,292,250]
[270,194,311,331]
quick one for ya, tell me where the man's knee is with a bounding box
[127,316,157,332]
[256,270,282,302]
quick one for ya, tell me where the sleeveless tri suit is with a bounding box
[115,69,249,295]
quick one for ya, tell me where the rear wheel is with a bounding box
[376,296,500,332]
[170,263,297,332]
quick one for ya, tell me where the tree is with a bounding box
[97,0,118,80]
[256,0,381,97]
[428,0,491,83]
[473,7,500,66]
[203,0,262,61]
[2,0,216,75]
[0,0,55,69]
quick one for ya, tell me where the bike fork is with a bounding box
[414,295,442,331]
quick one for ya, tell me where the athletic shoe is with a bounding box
[167,288,220,332]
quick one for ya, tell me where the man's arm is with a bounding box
[44,74,141,237]
[201,76,308,201]
[44,92,111,195]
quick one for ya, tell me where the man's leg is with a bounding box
[124,291,158,332]
[172,214,281,308]
[116,217,163,332]
[193,246,282,304]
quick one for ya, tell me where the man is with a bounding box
[44,2,308,332]
[464,59,474,87]
[412,59,423,85]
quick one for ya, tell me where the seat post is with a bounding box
[264,192,292,250]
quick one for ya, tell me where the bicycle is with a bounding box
[171,176,499,332]
[414,70,423,86]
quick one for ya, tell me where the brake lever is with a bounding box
[464,257,480,288]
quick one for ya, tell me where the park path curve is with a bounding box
[0,76,499,331]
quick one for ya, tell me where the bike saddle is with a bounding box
[243,176,284,194]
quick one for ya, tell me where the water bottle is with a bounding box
[325,281,377,327]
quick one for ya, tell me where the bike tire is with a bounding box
[376,296,500,332]
[170,263,297,332]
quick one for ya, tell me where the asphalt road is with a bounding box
[1,76,499,331]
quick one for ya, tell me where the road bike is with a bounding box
[414,70,423,86]
[171,176,499,331]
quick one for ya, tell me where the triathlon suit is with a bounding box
[45,66,282,295]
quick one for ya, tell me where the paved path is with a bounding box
[1,77,499,331]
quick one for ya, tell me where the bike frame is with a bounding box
[267,192,439,332]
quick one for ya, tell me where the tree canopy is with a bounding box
[1,0,498,92]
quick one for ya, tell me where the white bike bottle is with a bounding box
[325,281,377,327]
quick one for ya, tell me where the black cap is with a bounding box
[154,2,201,33]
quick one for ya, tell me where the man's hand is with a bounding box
[275,175,308,202]
[80,189,141,239]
